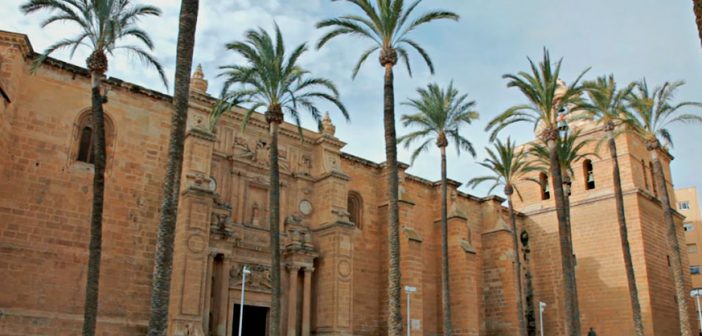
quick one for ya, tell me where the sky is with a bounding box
[2,0,702,200]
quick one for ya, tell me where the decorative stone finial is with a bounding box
[190,64,208,93]
[321,112,336,136]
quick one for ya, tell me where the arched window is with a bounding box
[77,126,94,163]
[72,110,115,166]
[347,191,363,228]
[583,160,595,190]
[641,159,648,190]
[539,173,550,200]
[649,162,657,197]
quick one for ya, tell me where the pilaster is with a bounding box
[309,132,349,230]
[399,197,423,336]
[168,127,216,336]
[311,222,354,335]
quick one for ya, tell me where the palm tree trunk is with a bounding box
[268,121,282,336]
[147,1,199,335]
[82,71,107,336]
[383,62,402,336]
[507,191,527,336]
[440,146,452,336]
[608,131,644,336]
[651,149,692,336]
[694,0,702,48]
[547,138,581,336]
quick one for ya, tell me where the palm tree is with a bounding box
[627,79,702,336]
[216,24,348,335]
[21,1,166,335]
[398,82,478,335]
[528,129,598,227]
[579,75,644,336]
[147,1,199,335]
[316,3,458,334]
[486,49,588,336]
[466,138,536,336]
[694,0,702,47]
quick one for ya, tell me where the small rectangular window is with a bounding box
[689,244,698,254]
[685,223,695,232]
[691,265,701,275]
[679,201,691,210]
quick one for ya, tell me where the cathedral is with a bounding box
[0,30,695,336]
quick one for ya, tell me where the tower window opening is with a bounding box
[584,160,595,190]
[539,173,550,200]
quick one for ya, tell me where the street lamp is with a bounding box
[404,286,417,336]
[691,289,702,334]
[539,301,547,336]
[238,265,251,336]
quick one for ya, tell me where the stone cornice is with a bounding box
[431,178,462,188]
[186,127,216,141]
[0,30,33,56]
[340,152,382,169]
[314,133,346,149]
[520,187,686,220]
[310,220,356,233]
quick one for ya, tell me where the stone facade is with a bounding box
[0,30,693,336]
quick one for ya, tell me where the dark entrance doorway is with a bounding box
[232,304,268,336]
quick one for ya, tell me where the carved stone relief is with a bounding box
[229,135,290,173]
[230,263,273,291]
[285,225,314,252]
[210,211,235,239]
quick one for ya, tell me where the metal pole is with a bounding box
[539,308,544,336]
[238,265,250,336]
[539,301,546,336]
[406,291,411,336]
[404,286,416,336]
[696,294,702,333]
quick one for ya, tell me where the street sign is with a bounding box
[691,289,702,297]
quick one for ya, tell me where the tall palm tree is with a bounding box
[466,138,536,336]
[21,1,166,335]
[694,0,702,47]
[580,75,644,336]
[147,1,198,335]
[486,49,588,336]
[397,82,478,336]
[627,79,702,336]
[216,24,348,335]
[528,129,598,228]
[316,2,458,334]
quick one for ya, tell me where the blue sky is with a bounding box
[3,0,701,199]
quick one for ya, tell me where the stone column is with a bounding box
[216,256,231,336]
[301,268,313,336]
[287,265,301,336]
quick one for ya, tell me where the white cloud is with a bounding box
[2,0,701,198]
